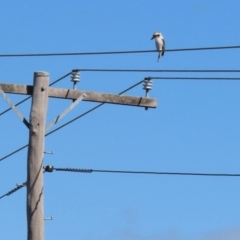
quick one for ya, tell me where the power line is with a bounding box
[45,165,240,177]
[49,71,72,86]
[0,96,31,117]
[2,73,239,162]
[3,162,240,200]
[1,72,239,162]
[150,77,240,80]
[79,68,240,73]
[0,144,28,162]
[45,79,144,137]
[0,182,26,200]
[0,45,240,57]
[1,72,238,118]
[0,71,72,117]
[0,80,144,162]
[0,73,238,118]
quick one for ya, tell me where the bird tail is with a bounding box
[161,47,165,56]
[157,52,160,62]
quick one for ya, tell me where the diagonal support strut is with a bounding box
[0,87,29,128]
[45,94,85,132]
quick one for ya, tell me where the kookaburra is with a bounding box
[151,32,165,61]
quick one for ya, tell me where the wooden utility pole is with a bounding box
[0,70,157,240]
[27,72,49,240]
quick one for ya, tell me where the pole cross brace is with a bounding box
[45,93,85,132]
[0,87,29,128]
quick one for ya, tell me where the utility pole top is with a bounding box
[34,71,49,76]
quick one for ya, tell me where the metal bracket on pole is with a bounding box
[16,182,27,187]
[44,151,54,154]
[0,87,29,128]
[45,93,85,132]
[44,217,53,221]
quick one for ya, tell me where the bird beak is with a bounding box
[151,36,154,40]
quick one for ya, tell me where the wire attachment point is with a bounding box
[44,151,54,154]
[16,182,26,187]
[143,77,153,96]
[44,165,54,173]
[71,69,80,90]
[143,77,153,111]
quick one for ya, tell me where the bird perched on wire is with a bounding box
[151,32,165,62]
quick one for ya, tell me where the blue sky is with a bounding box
[0,1,240,239]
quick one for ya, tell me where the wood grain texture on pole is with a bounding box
[27,72,49,240]
[48,88,157,108]
[0,83,157,108]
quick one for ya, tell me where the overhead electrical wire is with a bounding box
[49,71,73,86]
[0,45,239,57]
[0,72,239,118]
[0,96,31,117]
[0,182,26,200]
[2,164,240,200]
[150,77,240,80]
[45,79,144,137]
[45,165,240,177]
[0,71,72,117]
[1,71,240,163]
[79,68,240,73]
[0,79,144,162]
[1,68,240,162]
